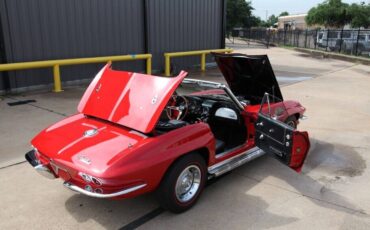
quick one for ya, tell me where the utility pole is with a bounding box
[265,10,268,21]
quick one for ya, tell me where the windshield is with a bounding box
[176,79,226,97]
[175,79,245,109]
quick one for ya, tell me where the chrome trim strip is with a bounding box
[63,182,147,198]
[182,78,223,89]
[215,144,245,159]
[209,146,260,171]
[259,131,285,145]
[208,147,265,177]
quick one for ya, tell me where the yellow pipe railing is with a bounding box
[164,48,233,76]
[0,54,152,92]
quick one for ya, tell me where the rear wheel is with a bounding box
[157,153,206,213]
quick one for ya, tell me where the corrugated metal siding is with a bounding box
[147,0,223,72]
[0,0,9,91]
[0,0,224,91]
[0,0,145,91]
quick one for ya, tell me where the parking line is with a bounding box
[118,207,165,230]
[117,173,233,229]
[5,96,67,117]
[0,160,26,170]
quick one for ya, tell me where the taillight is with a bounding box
[78,172,92,183]
[92,177,102,186]
[78,172,103,186]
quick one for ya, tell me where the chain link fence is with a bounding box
[231,28,370,58]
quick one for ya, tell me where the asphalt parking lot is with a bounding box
[1,47,370,229]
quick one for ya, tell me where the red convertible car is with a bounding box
[26,53,310,213]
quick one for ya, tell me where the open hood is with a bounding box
[213,53,283,100]
[78,64,187,133]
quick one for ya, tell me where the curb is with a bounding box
[293,48,370,65]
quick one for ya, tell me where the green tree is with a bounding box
[226,0,254,31]
[306,0,351,28]
[279,11,289,17]
[348,3,370,28]
[244,15,262,28]
[263,14,278,27]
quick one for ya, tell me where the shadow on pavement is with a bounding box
[236,138,366,215]
[64,193,159,230]
[64,139,366,229]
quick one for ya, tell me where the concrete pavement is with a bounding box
[1,47,370,229]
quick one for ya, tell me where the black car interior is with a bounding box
[207,101,246,154]
[155,95,247,155]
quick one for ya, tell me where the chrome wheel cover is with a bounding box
[175,165,201,203]
[286,120,296,129]
[287,121,295,128]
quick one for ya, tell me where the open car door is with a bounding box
[254,94,310,172]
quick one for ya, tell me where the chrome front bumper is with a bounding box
[300,115,308,120]
[25,150,56,179]
[63,182,147,198]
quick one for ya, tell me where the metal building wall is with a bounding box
[146,0,224,72]
[0,0,146,91]
[0,0,225,92]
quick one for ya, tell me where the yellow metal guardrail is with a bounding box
[164,48,233,76]
[0,54,152,92]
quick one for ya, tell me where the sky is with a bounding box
[251,0,368,20]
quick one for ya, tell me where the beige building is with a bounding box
[278,14,308,30]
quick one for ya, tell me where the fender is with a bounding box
[284,100,306,118]
[104,122,215,196]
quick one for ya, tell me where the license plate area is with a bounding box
[50,162,71,181]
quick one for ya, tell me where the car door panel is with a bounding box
[255,94,310,173]
[289,131,310,172]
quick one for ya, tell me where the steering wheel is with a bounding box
[166,95,188,120]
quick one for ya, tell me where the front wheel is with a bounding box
[157,153,206,213]
[285,115,298,129]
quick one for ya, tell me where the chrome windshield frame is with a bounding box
[181,78,245,110]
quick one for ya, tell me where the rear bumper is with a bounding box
[63,182,147,198]
[26,149,147,198]
[25,150,56,179]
